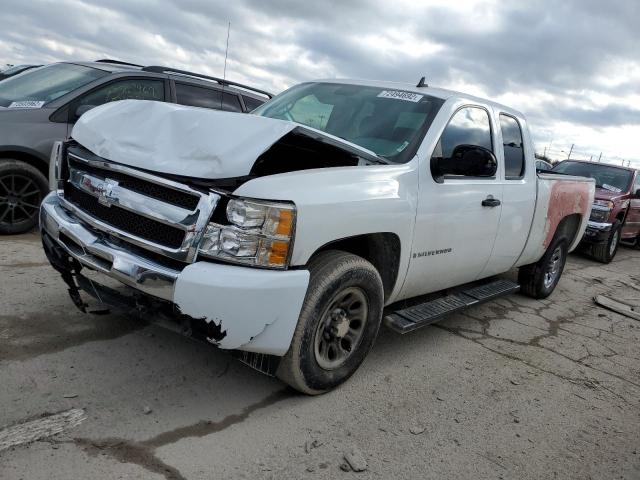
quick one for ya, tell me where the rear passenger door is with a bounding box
[174,82,243,112]
[480,112,537,276]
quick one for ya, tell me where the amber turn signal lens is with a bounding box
[268,240,290,266]
[276,210,294,236]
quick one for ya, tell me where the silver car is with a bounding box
[0,60,272,234]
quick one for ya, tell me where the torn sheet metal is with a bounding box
[173,262,309,355]
[72,100,298,179]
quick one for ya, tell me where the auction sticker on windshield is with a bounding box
[8,101,46,108]
[377,90,423,102]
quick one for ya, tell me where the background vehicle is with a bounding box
[0,59,272,234]
[552,160,640,262]
[536,159,553,170]
[0,64,41,80]
[41,80,594,394]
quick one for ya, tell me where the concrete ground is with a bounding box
[1,232,639,479]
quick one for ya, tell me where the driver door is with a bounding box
[400,106,503,299]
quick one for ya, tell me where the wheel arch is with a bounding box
[0,147,49,177]
[554,213,583,248]
[309,232,401,302]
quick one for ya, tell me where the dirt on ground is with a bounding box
[1,233,639,479]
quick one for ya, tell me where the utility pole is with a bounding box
[597,152,602,162]
[567,144,574,160]
[589,155,593,161]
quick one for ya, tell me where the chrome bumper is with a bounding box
[586,220,612,232]
[40,192,179,301]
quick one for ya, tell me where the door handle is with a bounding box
[482,197,501,207]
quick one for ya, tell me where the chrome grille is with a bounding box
[61,148,220,262]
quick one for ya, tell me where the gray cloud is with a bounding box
[0,0,638,163]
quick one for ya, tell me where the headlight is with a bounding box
[593,199,614,209]
[198,198,296,269]
[589,200,613,223]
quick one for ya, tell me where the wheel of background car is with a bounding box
[0,160,49,235]
[518,235,569,299]
[276,250,384,394]
[591,220,622,264]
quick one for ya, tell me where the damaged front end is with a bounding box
[40,138,310,375]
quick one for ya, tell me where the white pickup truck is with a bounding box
[40,79,594,394]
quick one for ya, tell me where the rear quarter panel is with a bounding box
[516,174,595,266]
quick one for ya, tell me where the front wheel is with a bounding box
[591,220,621,263]
[276,250,384,395]
[518,236,568,299]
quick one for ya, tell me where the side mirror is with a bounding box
[74,104,96,119]
[433,144,497,179]
[634,188,640,199]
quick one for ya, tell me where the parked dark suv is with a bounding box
[0,59,272,234]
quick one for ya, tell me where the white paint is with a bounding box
[174,262,309,355]
[72,99,297,179]
[0,409,86,452]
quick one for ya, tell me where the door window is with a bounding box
[431,106,494,179]
[500,114,525,178]
[176,83,242,112]
[76,79,164,114]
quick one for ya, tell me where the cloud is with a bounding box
[0,0,638,166]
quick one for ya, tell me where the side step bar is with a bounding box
[384,279,520,334]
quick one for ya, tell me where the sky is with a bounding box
[1,0,639,167]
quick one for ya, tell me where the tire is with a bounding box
[276,250,384,395]
[591,220,621,263]
[518,235,569,299]
[0,160,49,235]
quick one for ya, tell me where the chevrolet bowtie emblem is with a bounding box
[97,179,119,207]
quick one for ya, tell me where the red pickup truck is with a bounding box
[552,160,640,263]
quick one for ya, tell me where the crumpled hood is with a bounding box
[72,100,300,179]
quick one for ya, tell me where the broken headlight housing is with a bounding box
[198,198,296,269]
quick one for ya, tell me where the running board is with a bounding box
[384,279,520,334]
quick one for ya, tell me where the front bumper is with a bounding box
[40,192,310,356]
[582,220,613,244]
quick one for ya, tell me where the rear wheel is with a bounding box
[0,160,49,235]
[591,220,621,263]
[519,235,568,299]
[276,250,384,395]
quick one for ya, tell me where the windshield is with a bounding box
[253,82,443,163]
[0,63,108,108]
[552,161,633,193]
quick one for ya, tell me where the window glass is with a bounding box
[176,83,222,109]
[242,95,265,111]
[253,82,443,163]
[552,161,633,192]
[500,114,525,178]
[431,106,493,177]
[221,92,242,112]
[0,63,108,107]
[77,79,164,109]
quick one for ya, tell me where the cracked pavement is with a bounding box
[1,233,639,479]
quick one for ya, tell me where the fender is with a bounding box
[233,162,419,304]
